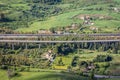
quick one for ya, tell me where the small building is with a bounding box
[48,50,52,53]
[90,26,98,31]
[87,65,95,70]
[113,7,120,12]
[76,14,90,20]
[38,29,52,34]
[71,23,78,29]
[55,30,63,34]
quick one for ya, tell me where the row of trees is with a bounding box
[93,55,112,62]
[0,42,120,54]
[0,54,31,67]
[25,0,62,4]
[56,42,120,55]
[0,42,119,71]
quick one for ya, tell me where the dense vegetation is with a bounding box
[0,0,120,80]
[0,41,120,76]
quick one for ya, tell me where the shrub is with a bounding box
[93,55,112,62]
[71,56,79,67]
[17,66,30,72]
[7,69,19,80]
[97,68,105,74]
[0,65,8,70]
[79,61,88,68]
[57,58,64,66]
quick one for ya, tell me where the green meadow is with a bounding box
[0,69,88,80]
[16,9,120,33]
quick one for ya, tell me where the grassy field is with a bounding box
[15,0,120,33]
[52,49,120,70]
[53,50,104,66]
[16,9,120,33]
[1,0,120,33]
[0,69,8,80]
[0,69,88,80]
[16,10,82,32]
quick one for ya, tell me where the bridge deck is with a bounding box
[0,40,120,43]
[0,33,120,37]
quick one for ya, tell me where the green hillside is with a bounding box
[0,0,120,33]
[0,1,120,80]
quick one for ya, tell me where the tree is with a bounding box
[58,58,64,66]
[79,61,88,68]
[89,69,95,80]
[49,27,55,33]
[93,55,112,62]
[71,56,79,67]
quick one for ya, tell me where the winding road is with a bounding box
[94,74,120,79]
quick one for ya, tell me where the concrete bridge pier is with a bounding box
[52,43,54,49]
[105,42,109,50]
[25,43,28,49]
[89,42,92,49]
[12,43,14,50]
[77,43,80,54]
[38,44,41,49]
